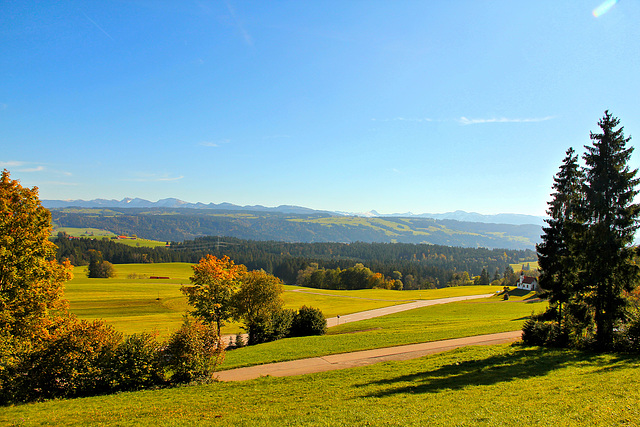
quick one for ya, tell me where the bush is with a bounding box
[290,306,327,337]
[5,319,121,403]
[246,308,295,345]
[105,333,166,392]
[163,317,224,383]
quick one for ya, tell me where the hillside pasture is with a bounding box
[65,264,413,337]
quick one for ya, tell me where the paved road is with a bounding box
[326,293,495,327]
[222,293,496,344]
[216,330,521,382]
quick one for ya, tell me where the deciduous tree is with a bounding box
[0,170,73,376]
[181,254,245,337]
[232,269,284,344]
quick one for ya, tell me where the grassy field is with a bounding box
[222,296,545,369]
[4,344,638,426]
[51,227,169,248]
[511,260,539,272]
[67,263,492,337]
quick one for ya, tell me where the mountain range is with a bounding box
[42,197,546,226]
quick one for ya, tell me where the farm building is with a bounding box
[516,274,538,291]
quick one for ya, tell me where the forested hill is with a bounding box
[54,235,536,288]
[50,208,542,250]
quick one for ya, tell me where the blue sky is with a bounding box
[2,0,639,216]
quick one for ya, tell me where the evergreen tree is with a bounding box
[536,147,584,332]
[581,111,640,349]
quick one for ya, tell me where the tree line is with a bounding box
[54,234,536,288]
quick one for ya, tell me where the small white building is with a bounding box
[517,274,538,291]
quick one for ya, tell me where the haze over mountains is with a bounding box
[42,197,546,227]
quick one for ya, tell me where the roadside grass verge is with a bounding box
[222,298,547,370]
[4,344,638,426]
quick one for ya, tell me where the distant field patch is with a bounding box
[510,260,539,272]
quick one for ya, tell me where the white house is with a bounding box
[517,274,538,291]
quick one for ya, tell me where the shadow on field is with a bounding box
[358,346,632,397]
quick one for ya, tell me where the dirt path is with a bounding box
[216,330,521,382]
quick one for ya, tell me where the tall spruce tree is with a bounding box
[581,111,640,349]
[537,147,584,331]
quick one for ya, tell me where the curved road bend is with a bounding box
[326,293,495,327]
[216,330,521,382]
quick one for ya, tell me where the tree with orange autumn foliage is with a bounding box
[0,170,74,387]
[181,254,246,338]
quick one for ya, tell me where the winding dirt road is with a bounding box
[217,293,521,382]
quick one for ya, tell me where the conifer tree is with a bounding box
[581,111,640,349]
[536,147,584,332]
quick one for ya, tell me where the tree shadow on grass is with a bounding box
[358,346,631,398]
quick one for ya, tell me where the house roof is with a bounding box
[522,276,537,284]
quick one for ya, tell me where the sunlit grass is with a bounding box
[4,344,638,426]
[222,298,546,369]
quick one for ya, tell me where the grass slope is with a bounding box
[222,297,545,369]
[4,344,639,426]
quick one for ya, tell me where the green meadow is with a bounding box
[67,263,498,337]
[222,296,545,369]
[4,344,638,426]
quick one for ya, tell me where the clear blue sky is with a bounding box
[2,0,639,216]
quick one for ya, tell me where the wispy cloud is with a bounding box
[124,173,184,182]
[0,161,25,168]
[458,116,555,125]
[41,181,79,186]
[18,166,46,173]
[200,139,230,148]
[83,13,114,41]
[225,1,253,46]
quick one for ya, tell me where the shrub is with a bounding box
[163,317,224,383]
[246,308,296,345]
[290,306,327,337]
[6,319,121,402]
[105,333,166,392]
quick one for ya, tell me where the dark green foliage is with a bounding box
[55,234,536,289]
[531,111,640,352]
[521,316,565,347]
[87,250,116,278]
[537,147,584,330]
[163,317,224,384]
[615,310,640,353]
[245,308,295,345]
[105,333,166,392]
[580,111,640,350]
[290,306,327,337]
